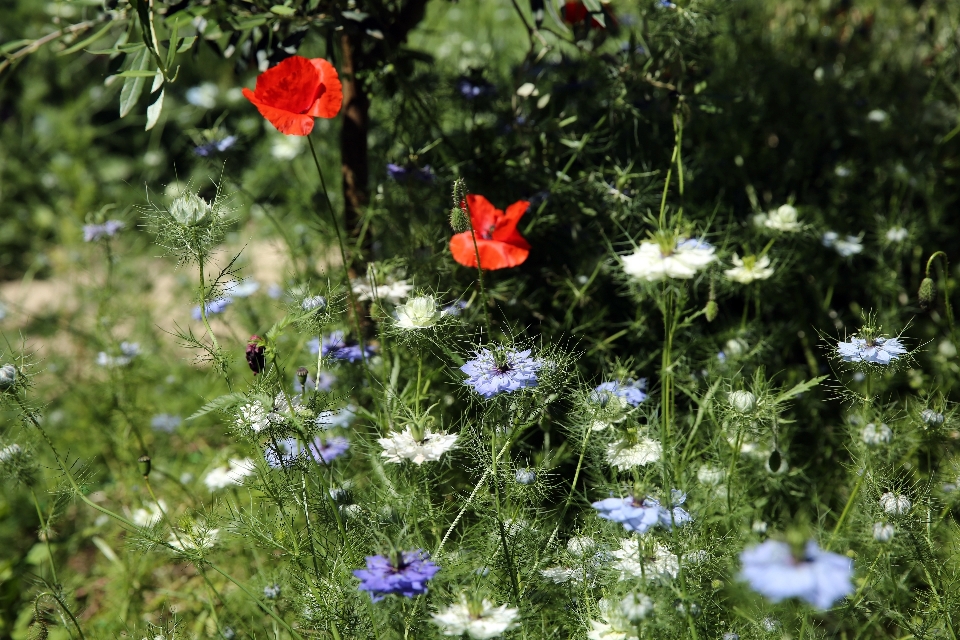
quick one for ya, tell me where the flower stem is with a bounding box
[464,200,494,340]
[30,489,59,586]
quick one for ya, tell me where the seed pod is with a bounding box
[296,367,309,387]
[767,450,782,473]
[918,277,935,310]
[0,363,16,390]
[138,455,151,478]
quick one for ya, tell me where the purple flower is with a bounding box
[307,436,349,464]
[837,336,906,365]
[739,540,854,610]
[441,300,468,317]
[646,490,692,528]
[192,297,233,321]
[593,379,648,407]
[309,331,377,363]
[461,348,541,398]
[194,135,237,157]
[353,550,440,602]
[83,220,124,242]
[265,437,300,468]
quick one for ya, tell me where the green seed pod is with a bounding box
[704,300,718,322]
[449,206,471,233]
[918,277,935,310]
[138,455,152,478]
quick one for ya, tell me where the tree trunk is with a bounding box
[338,30,369,271]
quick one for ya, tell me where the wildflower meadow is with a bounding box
[2,0,960,638]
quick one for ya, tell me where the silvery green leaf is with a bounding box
[145,89,164,131]
[119,47,149,118]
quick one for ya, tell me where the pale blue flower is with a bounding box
[193,297,233,320]
[265,437,300,468]
[837,336,906,365]
[739,540,853,610]
[151,414,182,433]
[593,379,648,407]
[461,348,541,398]
[224,279,260,298]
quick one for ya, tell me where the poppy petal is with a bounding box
[492,200,530,241]
[305,58,343,118]
[464,195,500,238]
[450,233,530,270]
[243,89,315,136]
[250,56,321,115]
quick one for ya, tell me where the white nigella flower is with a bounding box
[352,277,414,303]
[204,458,255,491]
[873,522,895,542]
[885,226,908,243]
[540,566,586,584]
[131,500,167,527]
[755,204,802,232]
[168,526,219,551]
[611,538,679,581]
[622,238,715,282]
[697,465,726,486]
[605,437,662,470]
[432,596,519,639]
[395,295,441,330]
[618,593,654,621]
[724,254,774,284]
[236,401,271,433]
[880,491,911,515]
[567,536,597,557]
[860,423,892,446]
[822,231,864,257]
[588,598,639,640]
[378,425,458,465]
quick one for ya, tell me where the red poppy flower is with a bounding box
[242,55,343,136]
[450,195,531,270]
[562,1,612,29]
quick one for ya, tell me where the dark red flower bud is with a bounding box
[246,335,266,374]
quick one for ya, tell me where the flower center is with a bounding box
[481,224,496,240]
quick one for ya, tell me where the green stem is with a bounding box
[465,200,494,339]
[827,469,865,550]
[36,592,86,640]
[31,489,60,586]
[306,134,376,391]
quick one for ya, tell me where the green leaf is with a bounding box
[115,69,158,78]
[581,0,605,27]
[270,5,296,16]
[233,15,269,29]
[145,89,164,130]
[0,39,32,54]
[177,36,196,53]
[59,21,115,56]
[186,392,248,422]
[773,375,827,405]
[164,20,178,70]
[119,47,150,118]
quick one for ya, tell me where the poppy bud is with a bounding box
[246,335,266,374]
[26,620,48,640]
[449,206,471,233]
[704,300,718,322]
[138,455,151,478]
[296,367,309,387]
[918,277,935,310]
[0,363,16,390]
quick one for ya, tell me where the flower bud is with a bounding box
[138,455,151,478]
[918,277,935,310]
[169,192,213,227]
[395,296,441,330]
[873,522,894,542]
[0,363,17,389]
[26,620,48,640]
[880,491,910,515]
[301,295,327,312]
[296,367,309,387]
[704,300,718,322]
[728,390,757,414]
[449,206,471,233]
[515,468,537,485]
[246,335,265,374]
[921,409,945,427]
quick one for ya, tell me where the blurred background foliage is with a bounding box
[2,0,960,636]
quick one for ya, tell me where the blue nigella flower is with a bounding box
[194,135,237,157]
[353,550,440,602]
[457,77,496,99]
[263,584,281,599]
[151,413,182,433]
[224,279,259,298]
[441,300,468,317]
[83,220,124,242]
[460,348,542,398]
[307,435,349,464]
[192,297,233,321]
[386,163,435,183]
[315,404,356,430]
[265,437,300,468]
[837,336,906,365]
[309,331,377,363]
[739,540,853,610]
[592,492,692,533]
[592,379,648,407]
